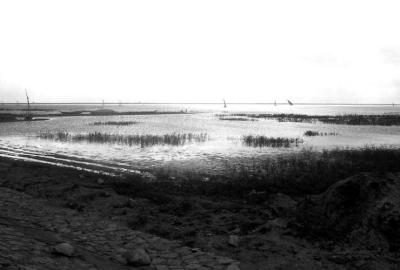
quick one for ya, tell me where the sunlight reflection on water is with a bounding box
[0,104,400,175]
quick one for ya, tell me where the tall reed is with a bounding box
[242,135,303,148]
[38,132,208,147]
[219,113,400,126]
[90,121,139,126]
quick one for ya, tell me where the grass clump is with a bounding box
[166,147,400,200]
[90,121,139,126]
[38,132,208,147]
[304,130,338,137]
[218,117,257,121]
[242,135,303,148]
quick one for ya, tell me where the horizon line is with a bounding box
[0,102,398,106]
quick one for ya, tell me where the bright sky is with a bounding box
[0,0,400,103]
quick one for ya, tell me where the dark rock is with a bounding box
[97,178,104,184]
[296,173,400,251]
[228,235,239,247]
[226,263,241,270]
[53,243,75,257]
[124,248,151,266]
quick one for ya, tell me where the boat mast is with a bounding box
[25,89,31,118]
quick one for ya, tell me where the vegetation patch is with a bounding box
[218,117,257,121]
[242,135,303,148]
[304,130,338,137]
[223,113,400,126]
[90,121,139,126]
[38,132,208,147]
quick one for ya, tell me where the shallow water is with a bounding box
[1,104,399,176]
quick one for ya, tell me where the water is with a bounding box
[1,104,399,176]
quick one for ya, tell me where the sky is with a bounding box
[0,0,400,103]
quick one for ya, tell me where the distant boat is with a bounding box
[287,100,294,106]
[223,99,227,108]
[274,100,277,106]
[24,89,33,121]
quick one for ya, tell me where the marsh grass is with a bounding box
[38,132,208,147]
[304,130,338,137]
[218,117,257,121]
[146,147,400,200]
[242,135,303,148]
[90,121,139,126]
[222,113,400,126]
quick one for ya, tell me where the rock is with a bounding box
[53,243,74,257]
[114,248,128,264]
[228,235,240,247]
[124,248,151,266]
[218,257,235,265]
[226,263,240,270]
[97,178,104,184]
[296,173,400,251]
[230,227,241,234]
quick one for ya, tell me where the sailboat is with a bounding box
[223,99,227,108]
[287,100,294,106]
[274,100,277,106]
[24,89,33,121]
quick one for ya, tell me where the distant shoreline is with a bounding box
[0,109,190,122]
[0,102,398,106]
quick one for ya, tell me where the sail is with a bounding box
[287,100,293,106]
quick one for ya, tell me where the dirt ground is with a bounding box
[0,158,399,269]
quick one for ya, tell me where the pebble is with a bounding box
[97,178,104,184]
[53,243,75,257]
[226,263,241,270]
[125,248,151,266]
[228,235,239,247]
[0,186,240,269]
